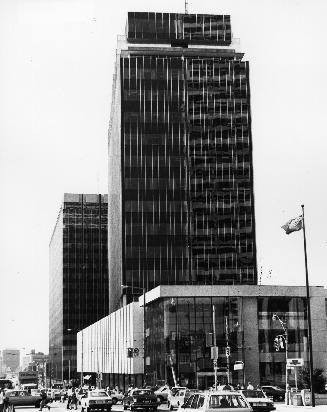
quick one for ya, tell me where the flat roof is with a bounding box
[139,284,327,306]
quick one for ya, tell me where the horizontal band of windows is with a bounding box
[189,126,249,138]
[124,135,184,145]
[124,169,185,179]
[122,79,183,90]
[124,179,185,190]
[125,190,186,200]
[123,101,182,112]
[125,213,187,222]
[124,158,185,168]
[123,112,182,123]
[123,123,183,133]
[125,223,187,235]
[125,235,186,244]
[125,201,186,212]
[125,270,190,283]
[125,260,188,270]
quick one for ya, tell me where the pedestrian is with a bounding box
[3,391,9,412]
[247,382,254,390]
[39,389,50,411]
[70,392,78,410]
[0,389,5,412]
[67,387,73,410]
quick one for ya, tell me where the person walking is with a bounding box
[0,389,5,412]
[39,389,50,411]
[67,387,73,410]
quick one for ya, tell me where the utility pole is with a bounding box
[212,305,218,390]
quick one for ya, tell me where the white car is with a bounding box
[108,390,124,404]
[168,388,195,410]
[81,390,112,412]
[177,390,252,412]
[154,386,171,403]
[240,389,275,412]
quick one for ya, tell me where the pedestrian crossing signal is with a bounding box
[127,348,133,358]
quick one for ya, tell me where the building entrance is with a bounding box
[196,372,228,389]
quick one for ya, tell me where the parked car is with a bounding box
[154,386,171,404]
[108,390,124,404]
[178,390,251,412]
[240,390,276,412]
[81,389,112,412]
[6,389,43,408]
[261,386,285,402]
[123,388,158,411]
[168,388,197,410]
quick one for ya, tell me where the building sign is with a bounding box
[286,358,304,367]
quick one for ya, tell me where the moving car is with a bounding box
[81,389,112,412]
[261,386,285,402]
[154,386,170,404]
[178,390,252,412]
[168,388,196,410]
[123,388,158,411]
[6,389,43,408]
[108,390,124,404]
[240,390,276,412]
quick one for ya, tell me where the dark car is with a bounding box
[240,390,276,412]
[261,386,285,402]
[6,390,43,408]
[123,388,158,411]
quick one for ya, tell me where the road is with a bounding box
[10,400,325,412]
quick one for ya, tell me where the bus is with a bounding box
[0,379,14,390]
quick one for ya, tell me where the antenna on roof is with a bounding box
[185,0,189,14]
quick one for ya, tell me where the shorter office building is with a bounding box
[3,349,20,373]
[49,193,109,383]
[77,285,327,391]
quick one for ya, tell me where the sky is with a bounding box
[1,0,327,355]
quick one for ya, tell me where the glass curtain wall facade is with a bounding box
[145,296,308,389]
[258,297,308,387]
[109,12,257,311]
[145,296,244,389]
[49,194,109,382]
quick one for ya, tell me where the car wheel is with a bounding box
[157,396,163,405]
[112,398,118,405]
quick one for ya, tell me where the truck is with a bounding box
[18,371,39,388]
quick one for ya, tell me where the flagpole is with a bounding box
[301,204,315,407]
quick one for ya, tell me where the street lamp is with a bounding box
[272,313,288,400]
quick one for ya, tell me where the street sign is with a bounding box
[287,358,304,367]
[211,346,218,360]
[234,361,244,370]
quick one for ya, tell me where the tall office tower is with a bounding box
[109,12,257,312]
[49,193,108,382]
[3,349,20,372]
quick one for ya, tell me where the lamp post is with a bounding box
[272,313,288,401]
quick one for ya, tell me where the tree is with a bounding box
[300,368,326,393]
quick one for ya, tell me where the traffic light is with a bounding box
[273,337,280,351]
[127,348,133,358]
[225,346,230,357]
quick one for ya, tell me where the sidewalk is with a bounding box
[276,404,327,411]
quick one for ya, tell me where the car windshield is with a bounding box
[90,391,107,397]
[242,390,264,398]
[209,395,247,409]
[133,390,152,395]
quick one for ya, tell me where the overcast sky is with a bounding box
[1,0,327,355]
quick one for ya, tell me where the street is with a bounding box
[10,400,326,412]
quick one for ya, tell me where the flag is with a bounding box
[281,215,303,234]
